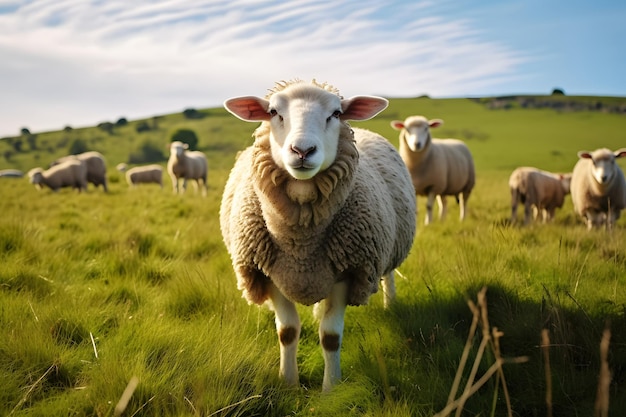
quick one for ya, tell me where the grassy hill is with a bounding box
[1,94,625,416]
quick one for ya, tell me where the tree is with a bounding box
[128,140,166,164]
[170,129,199,150]
[551,88,565,96]
[20,127,31,135]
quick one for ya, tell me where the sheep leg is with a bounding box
[318,281,348,391]
[382,271,396,309]
[268,283,301,386]
[524,200,533,225]
[510,188,519,223]
[425,192,436,225]
[437,195,447,221]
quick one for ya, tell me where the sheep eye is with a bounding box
[269,109,278,117]
[327,110,342,123]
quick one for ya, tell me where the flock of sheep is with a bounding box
[23,140,209,195]
[9,79,625,392]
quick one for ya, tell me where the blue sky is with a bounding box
[0,0,624,137]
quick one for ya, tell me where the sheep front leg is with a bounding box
[437,195,447,221]
[425,192,436,225]
[268,283,301,386]
[382,271,396,309]
[318,281,348,391]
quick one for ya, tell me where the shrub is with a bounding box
[128,140,166,164]
[551,88,565,96]
[170,129,198,150]
[68,139,88,155]
[182,108,204,119]
[135,121,151,133]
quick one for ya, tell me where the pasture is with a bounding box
[1,96,625,416]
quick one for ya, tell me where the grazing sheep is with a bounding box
[123,164,164,188]
[167,141,208,195]
[509,167,572,225]
[52,151,108,192]
[570,148,626,230]
[220,80,416,391]
[391,116,475,225]
[28,159,87,192]
[0,169,23,178]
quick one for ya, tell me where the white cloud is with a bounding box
[0,0,528,136]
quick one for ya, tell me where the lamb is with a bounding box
[118,163,163,188]
[509,167,572,225]
[52,151,108,192]
[570,147,626,230]
[28,159,88,192]
[391,116,475,225]
[167,141,208,195]
[220,79,416,391]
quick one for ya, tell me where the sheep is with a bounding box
[166,141,208,195]
[220,79,416,391]
[28,159,88,192]
[52,151,108,192]
[390,116,475,225]
[509,167,572,225]
[118,163,163,188]
[570,147,626,230]
[0,169,23,178]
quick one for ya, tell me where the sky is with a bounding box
[0,0,625,137]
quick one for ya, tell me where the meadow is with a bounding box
[1,95,625,416]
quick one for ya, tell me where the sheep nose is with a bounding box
[601,174,609,183]
[291,145,316,160]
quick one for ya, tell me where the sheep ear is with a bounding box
[578,151,593,159]
[340,96,388,121]
[429,119,443,128]
[390,120,405,131]
[224,96,272,122]
[614,148,626,158]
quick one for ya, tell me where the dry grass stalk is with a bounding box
[9,363,57,416]
[114,376,139,416]
[594,328,611,417]
[434,287,528,417]
[541,329,553,417]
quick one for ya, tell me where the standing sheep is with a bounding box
[509,167,572,225]
[28,159,88,192]
[167,141,208,195]
[570,148,626,230]
[391,116,475,225]
[118,163,163,188]
[221,79,416,391]
[52,151,108,192]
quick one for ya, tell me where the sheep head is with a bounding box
[224,80,388,180]
[170,141,189,158]
[391,116,442,152]
[578,148,626,185]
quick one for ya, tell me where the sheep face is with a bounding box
[27,169,44,188]
[391,116,443,152]
[578,148,625,185]
[170,141,189,158]
[224,81,388,180]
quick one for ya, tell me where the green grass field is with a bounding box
[1,95,625,416]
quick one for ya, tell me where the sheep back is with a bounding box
[220,126,416,307]
[510,167,570,209]
[29,159,87,191]
[53,151,108,191]
[126,164,163,186]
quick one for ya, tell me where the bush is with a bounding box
[135,121,151,133]
[551,88,565,96]
[170,129,198,150]
[128,140,166,164]
[97,122,115,135]
[69,139,89,155]
[116,117,128,126]
[182,108,204,119]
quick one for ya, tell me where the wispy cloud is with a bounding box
[0,0,528,135]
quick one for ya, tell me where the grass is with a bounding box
[1,95,626,416]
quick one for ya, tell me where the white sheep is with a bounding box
[52,151,108,192]
[509,167,572,225]
[570,147,626,230]
[167,141,208,195]
[118,164,163,188]
[28,159,88,192]
[391,116,475,225]
[220,80,416,391]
